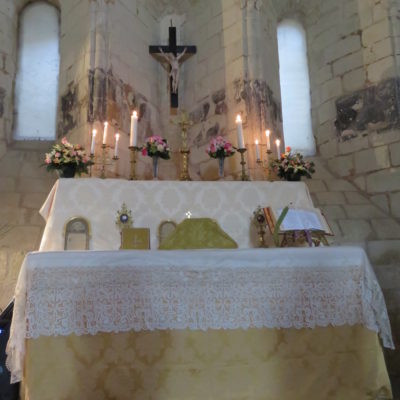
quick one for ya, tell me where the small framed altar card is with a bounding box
[64,217,91,250]
[121,228,150,250]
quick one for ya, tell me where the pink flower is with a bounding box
[55,152,61,157]
[45,158,51,164]
[61,137,68,145]
[142,148,148,156]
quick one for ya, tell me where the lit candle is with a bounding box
[103,121,108,145]
[130,111,138,147]
[265,129,271,151]
[275,139,281,158]
[236,114,245,149]
[90,129,97,155]
[114,133,120,158]
[255,139,260,160]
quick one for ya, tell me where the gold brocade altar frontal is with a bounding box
[25,326,392,400]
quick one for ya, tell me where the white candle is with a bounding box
[265,129,271,150]
[114,133,120,158]
[130,111,138,147]
[103,121,108,145]
[235,114,245,149]
[90,129,97,155]
[275,139,281,158]
[255,140,260,160]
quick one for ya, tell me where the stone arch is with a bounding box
[271,0,309,24]
[15,0,61,15]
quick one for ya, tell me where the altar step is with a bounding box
[0,300,19,400]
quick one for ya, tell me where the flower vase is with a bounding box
[218,157,225,179]
[286,173,301,182]
[57,164,76,178]
[152,156,159,180]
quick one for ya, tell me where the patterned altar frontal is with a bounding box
[38,179,314,250]
[25,326,391,400]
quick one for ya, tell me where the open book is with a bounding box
[263,206,333,235]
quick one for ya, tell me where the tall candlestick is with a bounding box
[91,129,97,155]
[255,139,260,160]
[103,122,108,145]
[265,129,271,150]
[275,139,281,158]
[130,111,138,147]
[235,114,245,149]
[114,133,120,158]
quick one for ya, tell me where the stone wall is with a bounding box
[271,0,400,389]
[0,0,17,156]
[0,141,56,311]
[0,0,90,311]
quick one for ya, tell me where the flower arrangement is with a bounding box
[206,136,236,159]
[44,137,93,176]
[141,135,170,159]
[270,147,315,181]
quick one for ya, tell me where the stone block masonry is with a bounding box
[0,142,56,312]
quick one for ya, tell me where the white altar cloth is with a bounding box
[39,179,314,250]
[6,246,394,383]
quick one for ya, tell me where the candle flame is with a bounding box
[255,139,259,145]
[104,121,108,127]
[92,129,97,136]
[132,110,138,118]
[275,139,280,146]
[265,129,270,137]
[235,114,242,123]
[115,133,120,140]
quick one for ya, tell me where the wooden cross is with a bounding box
[149,26,196,114]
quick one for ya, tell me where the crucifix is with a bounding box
[149,25,196,114]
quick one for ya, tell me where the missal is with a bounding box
[263,206,333,235]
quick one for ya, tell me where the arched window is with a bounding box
[14,2,60,140]
[277,19,315,155]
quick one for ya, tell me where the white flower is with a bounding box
[157,144,164,152]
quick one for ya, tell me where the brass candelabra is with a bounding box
[90,144,119,179]
[256,147,275,181]
[100,144,119,179]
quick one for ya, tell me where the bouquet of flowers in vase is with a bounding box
[206,136,236,178]
[141,135,171,159]
[44,137,93,177]
[206,136,236,159]
[270,146,315,181]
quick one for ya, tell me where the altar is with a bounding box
[6,179,395,399]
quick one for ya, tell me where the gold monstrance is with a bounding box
[171,111,193,181]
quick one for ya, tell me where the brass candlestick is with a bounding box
[129,146,140,180]
[265,149,273,181]
[237,148,250,181]
[180,148,191,181]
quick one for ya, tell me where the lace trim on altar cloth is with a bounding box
[6,247,395,383]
